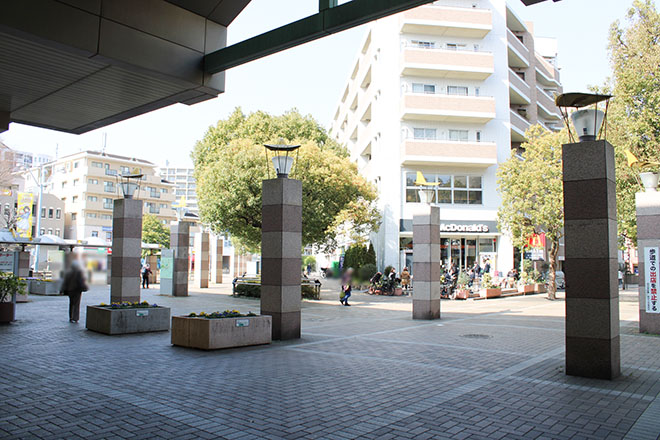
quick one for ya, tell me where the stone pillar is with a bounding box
[210,234,223,284]
[106,254,112,284]
[412,205,441,320]
[563,140,620,379]
[261,178,302,340]
[167,221,190,296]
[194,231,209,288]
[636,191,660,334]
[14,251,30,302]
[110,198,142,304]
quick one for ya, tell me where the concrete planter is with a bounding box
[0,302,15,323]
[482,288,502,299]
[171,315,272,350]
[86,306,171,335]
[518,284,535,294]
[534,284,547,294]
[28,280,60,296]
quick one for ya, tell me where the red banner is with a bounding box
[528,233,546,249]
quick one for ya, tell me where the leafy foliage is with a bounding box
[192,108,380,253]
[343,243,376,274]
[0,272,26,302]
[358,263,377,284]
[497,125,568,300]
[141,214,169,250]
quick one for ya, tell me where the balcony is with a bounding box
[509,69,530,105]
[510,109,530,142]
[401,47,493,80]
[401,93,496,123]
[507,29,529,68]
[536,86,561,121]
[400,5,492,38]
[400,139,497,167]
[535,55,561,88]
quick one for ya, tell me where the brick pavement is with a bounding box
[0,281,659,440]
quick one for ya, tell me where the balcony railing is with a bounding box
[402,93,496,123]
[401,4,492,39]
[401,47,493,80]
[507,29,529,68]
[401,139,497,166]
[105,169,118,176]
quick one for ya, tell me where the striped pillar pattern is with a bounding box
[170,221,190,297]
[412,205,441,320]
[110,198,142,304]
[210,234,223,284]
[194,232,209,288]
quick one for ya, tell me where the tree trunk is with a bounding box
[547,240,559,300]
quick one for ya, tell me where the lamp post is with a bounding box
[557,92,620,379]
[412,172,441,320]
[261,143,302,340]
[110,173,144,304]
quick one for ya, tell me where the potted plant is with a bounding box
[517,270,535,294]
[0,272,27,323]
[455,271,471,300]
[172,310,271,350]
[533,270,547,293]
[481,273,501,299]
[86,301,171,335]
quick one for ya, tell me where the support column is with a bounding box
[210,234,223,284]
[261,178,302,340]
[14,251,30,302]
[167,221,190,296]
[563,140,620,379]
[106,254,112,284]
[194,231,209,288]
[110,198,142,304]
[412,205,441,320]
[636,191,660,334]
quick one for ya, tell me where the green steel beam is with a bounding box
[204,0,434,75]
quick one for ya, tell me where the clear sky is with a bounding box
[0,0,650,168]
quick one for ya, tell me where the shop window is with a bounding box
[405,172,483,205]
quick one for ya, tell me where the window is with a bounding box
[4,204,10,215]
[106,232,112,241]
[161,188,168,194]
[91,231,99,238]
[88,213,97,218]
[56,208,61,219]
[88,178,99,185]
[88,196,98,202]
[72,196,78,203]
[101,214,112,220]
[48,208,53,218]
[449,130,469,142]
[55,229,60,237]
[516,71,525,81]
[412,83,435,94]
[103,198,113,209]
[446,43,467,51]
[413,128,437,140]
[476,131,482,142]
[61,181,66,189]
[120,166,130,175]
[92,161,103,168]
[40,228,45,235]
[47,228,52,235]
[475,87,480,96]
[73,179,79,187]
[41,208,46,218]
[447,86,469,96]
[405,172,482,205]
[160,203,167,209]
[411,40,434,49]
[71,213,77,220]
[74,162,79,169]
[104,181,115,193]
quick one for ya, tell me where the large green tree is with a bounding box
[142,214,170,249]
[497,125,568,300]
[603,0,660,244]
[192,108,380,253]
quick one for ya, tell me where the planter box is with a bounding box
[455,289,470,300]
[393,287,403,296]
[482,288,502,299]
[518,284,535,294]
[86,306,171,335]
[534,284,547,294]
[171,315,272,350]
[28,280,60,296]
[0,302,15,323]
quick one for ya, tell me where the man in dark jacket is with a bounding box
[60,261,88,323]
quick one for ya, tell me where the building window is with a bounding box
[104,181,115,193]
[55,229,60,237]
[160,203,167,209]
[88,213,97,218]
[476,131,482,142]
[106,232,112,241]
[161,188,168,194]
[48,208,54,218]
[447,86,469,96]
[74,161,79,169]
[92,161,103,168]
[120,166,130,175]
[446,43,467,51]
[41,208,46,218]
[72,196,78,203]
[40,228,45,235]
[413,128,436,140]
[103,198,113,209]
[56,208,61,219]
[412,83,435,94]
[88,178,99,185]
[411,40,434,49]
[71,213,77,220]
[91,231,98,237]
[61,181,67,189]
[73,179,79,187]
[448,130,469,142]
[101,214,112,220]
[405,172,483,205]
[47,228,52,235]
[88,196,98,202]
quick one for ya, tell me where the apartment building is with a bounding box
[33,151,176,243]
[330,0,562,275]
[159,166,198,215]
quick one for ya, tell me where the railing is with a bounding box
[403,43,489,53]
[407,90,491,98]
[103,203,113,209]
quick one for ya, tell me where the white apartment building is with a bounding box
[330,0,562,276]
[159,166,198,215]
[33,151,176,243]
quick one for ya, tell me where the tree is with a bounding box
[602,0,660,244]
[142,214,169,251]
[497,125,568,300]
[192,108,380,253]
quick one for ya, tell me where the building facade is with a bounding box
[330,0,562,275]
[33,151,176,243]
[159,166,198,216]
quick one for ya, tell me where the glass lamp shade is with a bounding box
[571,108,604,142]
[418,188,435,204]
[271,156,294,178]
[120,181,139,198]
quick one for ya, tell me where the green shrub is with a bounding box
[482,273,497,289]
[343,243,376,273]
[358,264,377,283]
[234,282,320,300]
[384,265,394,277]
[302,255,316,272]
[456,271,470,288]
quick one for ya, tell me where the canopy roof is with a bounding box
[555,93,613,108]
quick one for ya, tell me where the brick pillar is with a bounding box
[210,234,223,284]
[110,198,142,304]
[636,191,660,334]
[261,178,302,340]
[194,232,209,288]
[563,140,620,379]
[14,251,30,302]
[169,221,190,296]
[412,205,441,320]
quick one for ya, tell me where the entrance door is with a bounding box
[451,239,462,269]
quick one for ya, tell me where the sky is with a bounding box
[0,0,650,168]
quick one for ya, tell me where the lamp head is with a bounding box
[264,144,300,178]
[117,173,143,199]
[555,92,612,144]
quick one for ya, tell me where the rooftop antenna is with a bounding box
[55,143,59,159]
[102,132,107,154]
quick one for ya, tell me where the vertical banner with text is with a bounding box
[16,192,34,239]
[646,247,659,314]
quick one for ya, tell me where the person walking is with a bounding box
[340,268,353,306]
[60,260,88,323]
[141,264,152,289]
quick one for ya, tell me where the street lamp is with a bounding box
[555,92,612,143]
[117,173,143,199]
[264,143,300,179]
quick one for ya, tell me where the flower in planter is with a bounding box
[187,310,258,319]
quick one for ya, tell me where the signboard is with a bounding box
[528,233,546,249]
[530,248,545,261]
[16,192,34,239]
[236,319,250,327]
[136,310,149,317]
[102,226,113,232]
[160,249,174,280]
[645,247,659,314]
[440,223,490,233]
[0,252,15,272]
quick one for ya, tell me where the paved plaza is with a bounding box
[1,280,659,440]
